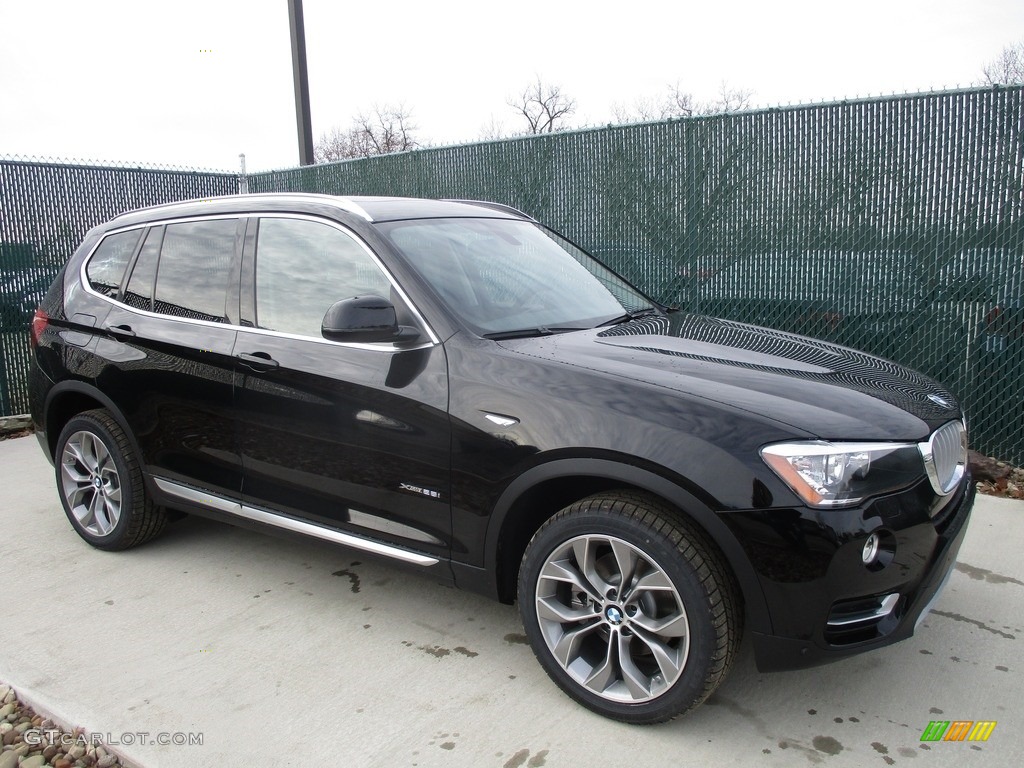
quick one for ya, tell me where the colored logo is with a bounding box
[920,721,996,742]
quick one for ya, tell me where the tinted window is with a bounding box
[380,218,651,335]
[123,227,162,312]
[86,230,142,298]
[255,217,392,337]
[153,219,237,322]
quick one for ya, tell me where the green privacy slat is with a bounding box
[0,160,238,417]
[3,87,1023,462]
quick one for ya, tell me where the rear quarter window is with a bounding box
[85,229,143,298]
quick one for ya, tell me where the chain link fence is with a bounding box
[251,87,1024,463]
[0,158,239,415]
[2,87,1022,461]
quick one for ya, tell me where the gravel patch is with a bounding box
[0,683,122,768]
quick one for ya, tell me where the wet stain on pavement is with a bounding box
[420,644,450,658]
[812,736,843,755]
[931,610,1015,639]
[897,747,918,757]
[955,562,1024,586]
[995,665,1009,671]
[401,641,479,659]
[705,694,771,738]
[503,749,548,768]
[871,742,889,754]
[776,740,825,764]
[504,633,529,644]
[332,568,361,593]
[929,707,944,714]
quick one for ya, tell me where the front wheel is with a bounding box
[517,491,741,723]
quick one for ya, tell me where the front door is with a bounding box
[234,215,451,562]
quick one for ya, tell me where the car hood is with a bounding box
[497,313,962,441]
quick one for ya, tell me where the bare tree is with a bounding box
[612,81,753,124]
[981,41,1024,85]
[704,82,754,114]
[315,104,419,162]
[478,115,509,141]
[510,78,577,134]
[612,89,692,123]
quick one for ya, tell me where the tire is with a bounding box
[517,491,741,724]
[55,409,167,550]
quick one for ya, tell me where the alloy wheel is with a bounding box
[60,429,122,537]
[534,534,690,703]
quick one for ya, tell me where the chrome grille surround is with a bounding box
[918,420,967,496]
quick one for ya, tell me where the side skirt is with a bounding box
[152,477,440,567]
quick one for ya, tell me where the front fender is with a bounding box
[484,456,772,636]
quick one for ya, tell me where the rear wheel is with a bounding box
[518,491,741,723]
[55,409,167,550]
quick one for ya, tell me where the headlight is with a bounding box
[761,441,924,508]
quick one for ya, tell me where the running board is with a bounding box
[153,478,439,566]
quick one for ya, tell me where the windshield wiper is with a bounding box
[597,307,662,327]
[482,326,588,340]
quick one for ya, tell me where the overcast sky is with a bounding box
[1,0,1021,172]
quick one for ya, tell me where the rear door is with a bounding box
[93,217,243,497]
[234,214,451,561]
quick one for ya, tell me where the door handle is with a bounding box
[236,352,280,370]
[105,324,136,338]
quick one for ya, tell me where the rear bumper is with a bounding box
[741,479,975,671]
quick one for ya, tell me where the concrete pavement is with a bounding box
[1,434,1022,767]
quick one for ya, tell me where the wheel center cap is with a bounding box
[92,477,102,489]
[605,606,624,625]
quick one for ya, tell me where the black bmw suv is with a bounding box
[28,194,973,723]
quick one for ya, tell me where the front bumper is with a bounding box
[725,476,975,671]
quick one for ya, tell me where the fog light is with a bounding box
[862,534,880,565]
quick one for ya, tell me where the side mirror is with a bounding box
[321,295,421,344]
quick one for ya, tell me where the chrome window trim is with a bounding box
[153,478,439,566]
[79,212,440,352]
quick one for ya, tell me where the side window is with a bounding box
[122,227,163,312]
[86,230,142,298]
[153,219,237,322]
[254,217,393,338]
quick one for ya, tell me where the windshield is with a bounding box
[378,218,655,336]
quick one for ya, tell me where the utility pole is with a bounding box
[288,0,314,165]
